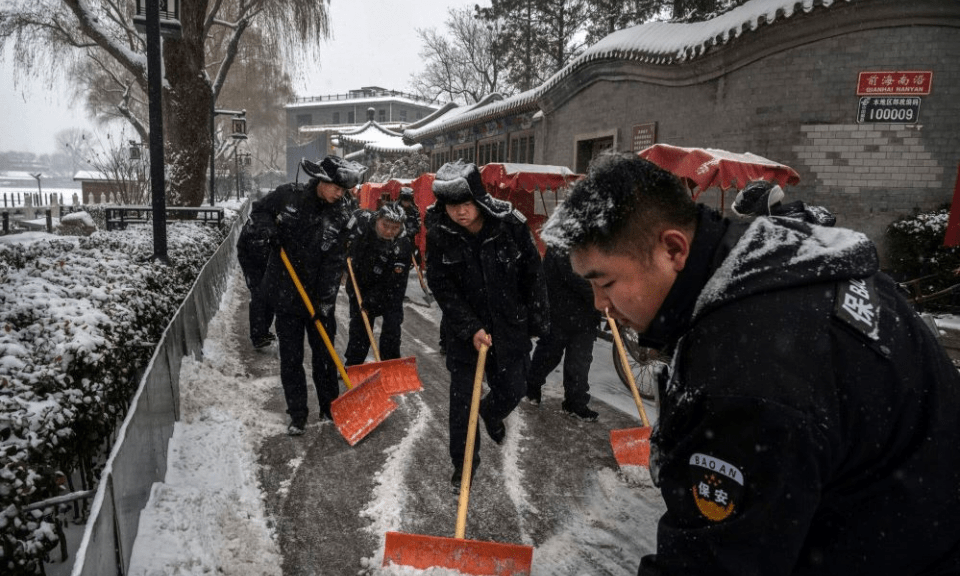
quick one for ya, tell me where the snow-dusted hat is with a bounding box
[399,186,415,200]
[301,156,367,189]
[432,160,487,205]
[731,180,785,217]
[376,202,406,224]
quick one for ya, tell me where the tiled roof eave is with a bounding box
[406,95,540,143]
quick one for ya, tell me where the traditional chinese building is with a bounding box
[336,108,423,165]
[285,87,441,180]
[404,0,960,256]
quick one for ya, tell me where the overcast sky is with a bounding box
[0,0,473,156]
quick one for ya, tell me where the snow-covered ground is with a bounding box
[123,264,663,576]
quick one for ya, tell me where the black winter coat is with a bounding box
[344,210,413,316]
[425,202,548,360]
[542,245,600,333]
[248,181,353,318]
[639,207,960,575]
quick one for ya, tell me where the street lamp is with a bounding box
[134,0,181,263]
[134,0,182,39]
[209,108,246,205]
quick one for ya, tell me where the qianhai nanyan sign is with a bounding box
[857,71,932,95]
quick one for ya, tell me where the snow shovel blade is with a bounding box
[346,356,423,396]
[383,531,533,576]
[330,371,398,446]
[610,426,652,468]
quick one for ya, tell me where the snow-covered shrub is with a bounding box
[885,206,960,311]
[0,218,233,575]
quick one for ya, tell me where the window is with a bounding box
[509,132,535,163]
[399,109,408,122]
[416,111,423,120]
[332,112,340,124]
[432,149,451,171]
[379,109,386,122]
[296,114,312,128]
[348,111,355,124]
[477,138,505,166]
[453,144,475,164]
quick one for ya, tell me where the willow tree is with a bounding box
[0,0,328,206]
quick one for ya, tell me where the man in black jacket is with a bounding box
[541,152,960,575]
[343,203,413,366]
[236,194,276,349]
[526,245,601,420]
[249,155,366,436]
[426,160,548,489]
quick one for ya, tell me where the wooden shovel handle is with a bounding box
[346,257,381,362]
[455,343,488,539]
[279,248,353,389]
[606,310,650,427]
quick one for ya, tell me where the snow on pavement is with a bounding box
[127,265,665,575]
[127,270,284,576]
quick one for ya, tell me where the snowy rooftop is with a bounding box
[301,122,406,135]
[285,88,442,111]
[336,121,423,154]
[539,0,850,92]
[403,89,539,142]
[73,170,111,181]
[405,0,850,143]
[0,171,38,181]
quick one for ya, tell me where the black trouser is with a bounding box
[528,326,595,408]
[344,293,404,365]
[446,346,529,467]
[275,311,339,421]
[242,264,275,344]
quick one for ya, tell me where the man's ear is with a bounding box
[660,228,691,271]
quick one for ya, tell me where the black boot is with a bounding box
[451,458,479,494]
[482,415,506,444]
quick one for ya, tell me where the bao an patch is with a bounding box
[689,453,744,522]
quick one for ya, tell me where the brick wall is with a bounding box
[539,7,960,260]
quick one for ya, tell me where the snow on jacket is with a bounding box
[248,181,353,318]
[639,207,960,575]
[542,245,600,333]
[424,198,548,361]
[343,209,413,316]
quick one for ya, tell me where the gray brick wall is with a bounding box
[541,24,960,260]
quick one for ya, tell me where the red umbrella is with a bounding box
[637,144,800,207]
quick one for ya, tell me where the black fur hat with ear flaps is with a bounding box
[301,156,367,190]
[431,159,514,219]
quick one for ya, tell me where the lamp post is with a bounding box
[134,0,181,263]
[209,109,246,206]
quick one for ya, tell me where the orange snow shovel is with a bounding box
[279,248,397,446]
[607,310,653,468]
[382,344,534,576]
[345,257,423,396]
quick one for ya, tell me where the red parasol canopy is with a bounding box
[358,174,436,256]
[480,163,583,255]
[637,143,800,200]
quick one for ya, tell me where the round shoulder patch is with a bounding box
[689,453,744,523]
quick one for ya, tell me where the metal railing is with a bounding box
[68,200,249,576]
[290,89,440,106]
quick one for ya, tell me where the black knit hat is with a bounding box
[301,156,367,189]
[432,160,486,205]
[399,186,415,200]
